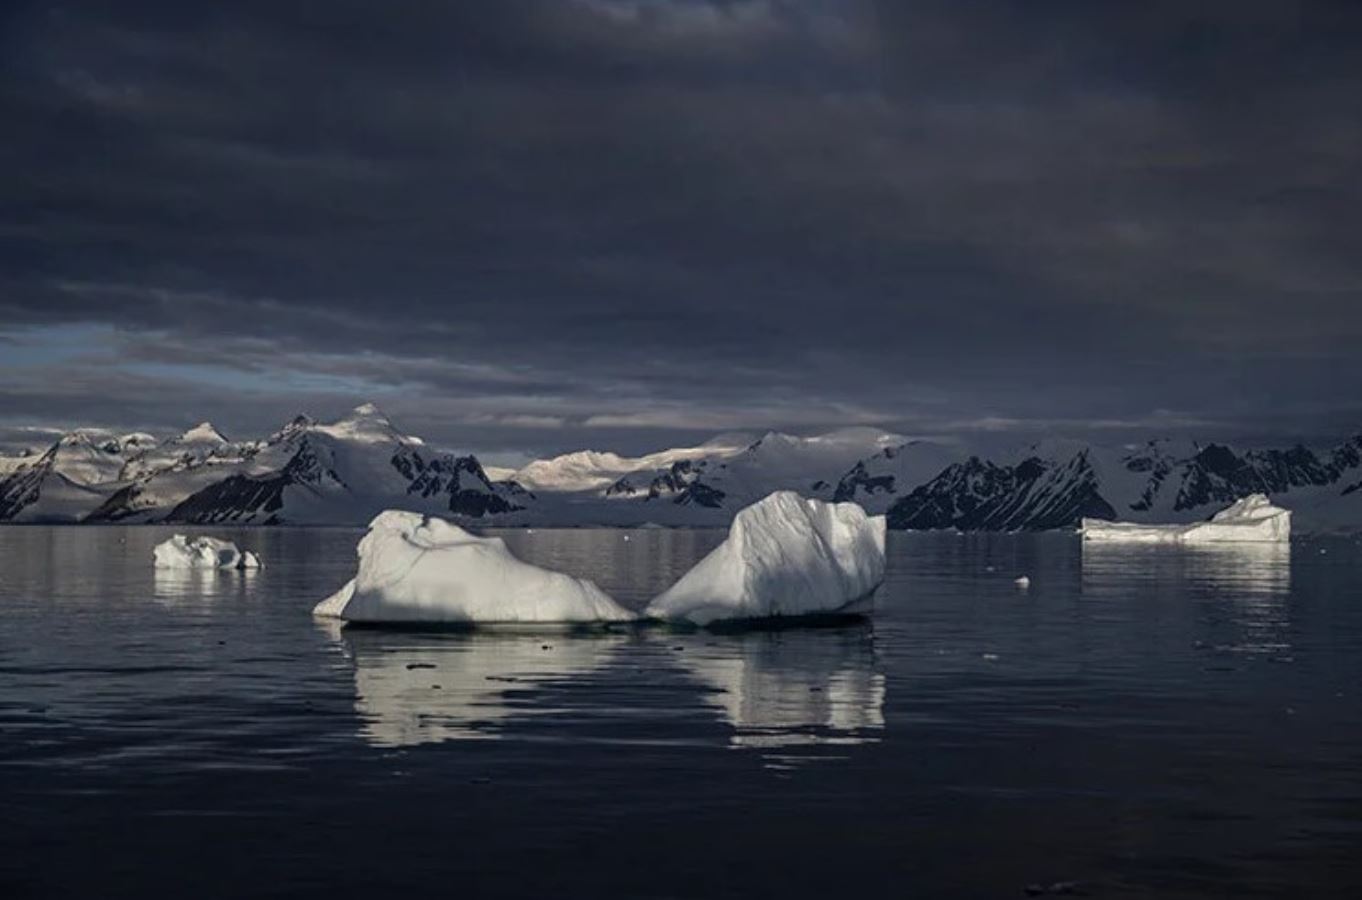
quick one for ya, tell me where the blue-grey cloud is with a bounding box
[2,1,1360,458]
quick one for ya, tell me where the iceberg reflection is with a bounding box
[1081,540,1291,598]
[1081,541,1292,657]
[667,626,884,768]
[153,565,257,603]
[334,630,623,747]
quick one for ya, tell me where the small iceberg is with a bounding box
[314,510,635,624]
[153,535,262,570]
[1081,494,1291,544]
[645,491,886,626]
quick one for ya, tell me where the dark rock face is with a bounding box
[391,447,522,517]
[85,482,148,522]
[604,477,637,497]
[886,452,1115,531]
[674,479,726,508]
[165,438,343,524]
[832,461,896,502]
[1172,443,1342,511]
[603,459,724,508]
[1172,444,1269,511]
[165,471,292,524]
[647,460,701,499]
[447,488,519,517]
[1245,445,1335,491]
[0,446,52,520]
[628,460,724,507]
[1125,442,1177,512]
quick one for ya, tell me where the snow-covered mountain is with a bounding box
[514,433,753,493]
[530,426,912,526]
[883,436,1362,533]
[2,407,1360,531]
[827,439,965,513]
[0,405,524,525]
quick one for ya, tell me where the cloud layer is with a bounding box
[3,1,1360,457]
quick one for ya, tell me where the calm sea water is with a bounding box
[2,526,1360,898]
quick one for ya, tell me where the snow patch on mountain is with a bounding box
[514,434,750,493]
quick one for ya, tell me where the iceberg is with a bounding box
[645,491,887,625]
[152,534,262,569]
[313,510,635,624]
[1081,494,1291,544]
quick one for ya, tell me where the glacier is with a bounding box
[313,510,635,624]
[1081,493,1291,544]
[153,535,262,569]
[645,491,887,625]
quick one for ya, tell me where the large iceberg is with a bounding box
[313,510,635,624]
[1081,494,1291,544]
[645,491,886,625]
[152,534,262,569]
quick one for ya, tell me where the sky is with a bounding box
[2,1,1360,463]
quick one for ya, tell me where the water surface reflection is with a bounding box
[1082,541,1291,597]
[665,625,885,768]
[333,629,625,747]
[1082,541,1293,658]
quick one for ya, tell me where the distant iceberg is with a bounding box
[313,510,635,624]
[1081,494,1291,544]
[645,491,886,625]
[153,535,262,569]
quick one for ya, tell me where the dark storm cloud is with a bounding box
[2,0,1360,457]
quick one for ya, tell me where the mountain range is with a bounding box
[1,404,1359,532]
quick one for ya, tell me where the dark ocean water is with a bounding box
[1,526,1360,898]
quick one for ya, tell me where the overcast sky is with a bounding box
[2,1,1360,462]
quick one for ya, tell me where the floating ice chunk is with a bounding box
[1081,494,1291,544]
[312,510,634,624]
[313,579,355,619]
[645,491,886,625]
[153,534,261,570]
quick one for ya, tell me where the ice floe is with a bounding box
[152,535,261,570]
[1082,493,1291,544]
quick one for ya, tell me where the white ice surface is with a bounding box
[153,534,261,569]
[313,510,635,623]
[1082,493,1291,544]
[645,491,886,625]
